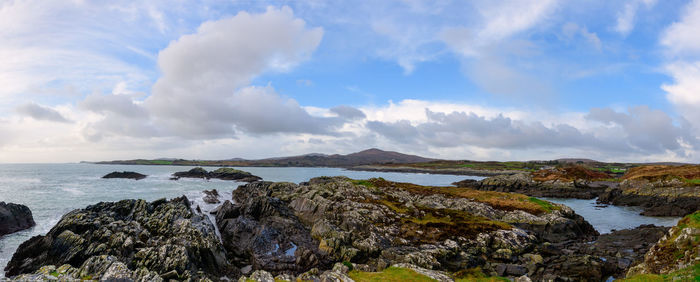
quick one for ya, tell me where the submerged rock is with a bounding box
[173,167,262,182]
[203,189,221,204]
[0,202,35,237]
[101,171,147,180]
[4,196,233,280]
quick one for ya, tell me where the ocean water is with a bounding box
[543,197,680,234]
[0,164,682,277]
[0,163,475,276]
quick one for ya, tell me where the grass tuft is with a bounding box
[348,267,437,282]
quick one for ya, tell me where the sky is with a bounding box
[0,0,699,163]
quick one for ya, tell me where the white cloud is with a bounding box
[438,1,559,99]
[562,23,602,51]
[143,6,327,138]
[15,103,72,123]
[615,0,657,36]
[659,0,700,131]
[0,0,169,101]
[365,105,698,159]
[660,0,700,56]
[476,0,559,42]
[661,61,700,129]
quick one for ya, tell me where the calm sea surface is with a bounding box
[0,164,680,277]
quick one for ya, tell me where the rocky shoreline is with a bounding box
[597,178,700,216]
[5,196,231,280]
[0,202,35,237]
[456,173,615,200]
[349,165,521,176]
[456,165,700,218]
[5,176,693,281]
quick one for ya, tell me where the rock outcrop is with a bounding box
[215,177,604,280]
[598,179,700,216]
[625,211,700,280]
[203,189,221,204]
[4,196,233,280]
[462,172,614,199]
[6,176,668,281]
[102,171,147,180]
[172,167,262,182]
[0,202,35,237]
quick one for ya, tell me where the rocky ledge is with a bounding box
[598,178,700,217]
[172,167,262,182]
[459,166,616,199]
[102,171,147,180]
[6,177,671,281]
[4,196,232,280]
[0,202,35,237]
[597,165,700,217]
[625,210,700,280]
[211,176,621,280]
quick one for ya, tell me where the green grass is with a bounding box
[683,178,700,185]
[379,199,409,213]
[456,278,510,282]
[352,179,378,188]
[49,271,59,277]
[453,267,510,282]
[527,197,559,213]
[622,262,700,281]
[348,267,437,282]
[677,211,700,231]
[149,160,173,165]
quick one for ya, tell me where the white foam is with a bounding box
[61,187,85,195]
[0,177,41,184]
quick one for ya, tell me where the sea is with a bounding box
[0,163,681,277]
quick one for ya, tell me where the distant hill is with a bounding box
[97,148,435,167]
[555,158,600,164]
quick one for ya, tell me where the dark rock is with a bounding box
[452,179,478,187]
[172,167,262,183]
[505,264,527,276]
[597,179,700,217]
[474,173,613,200]
[101,171,147,180]
[531,224,669,280]
[173,167,209,179]
[216,194,329,274]
[0,202,35,237]
[218,176,599,279]
[598,187,700,217]
[203,189,220,204]
[4,196,233,280]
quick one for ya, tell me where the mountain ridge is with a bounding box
[96,148,435,167]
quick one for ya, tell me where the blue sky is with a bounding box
[0,0,699,163]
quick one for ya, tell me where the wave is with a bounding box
[0,177,41,184]
[60,187,85,196]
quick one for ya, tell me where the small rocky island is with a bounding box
[172,167,262,182]
[102,171,147,180]
[6,176,697,281]
[0,202,35,237]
